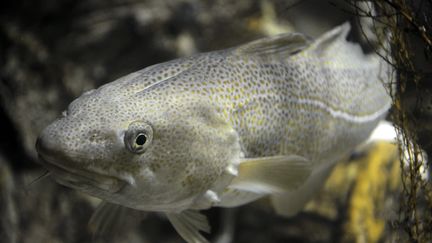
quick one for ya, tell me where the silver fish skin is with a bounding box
[36,23,391,243]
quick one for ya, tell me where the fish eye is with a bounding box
[135,133,147,146]
[124,121,153,154]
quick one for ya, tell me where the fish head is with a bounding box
[36,77,241,211]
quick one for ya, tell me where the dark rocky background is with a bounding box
[0,0,430,242]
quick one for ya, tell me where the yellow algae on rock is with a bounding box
[343,142,399,243]
[247,0,293,35]
[305,142,401,242]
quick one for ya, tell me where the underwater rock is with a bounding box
[231,142,403,243]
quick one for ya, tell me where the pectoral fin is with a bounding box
[89,201,146,239]
[166,210,210,243]
[229,155,312,194]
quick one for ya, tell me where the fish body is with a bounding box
[36,23,391,242]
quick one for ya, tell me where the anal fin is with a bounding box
[270,163,335,217]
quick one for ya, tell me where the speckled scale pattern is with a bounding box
[135,43,389,164]
[214,50,389,162]
[37,24,391,212]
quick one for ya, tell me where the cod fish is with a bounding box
[36,23,391,243]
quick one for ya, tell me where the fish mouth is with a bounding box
[37,154,127,194]
[35,135,129,194]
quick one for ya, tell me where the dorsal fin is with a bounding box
[310,22,350,52]
[236,33,311,58]
[307,22,365,59]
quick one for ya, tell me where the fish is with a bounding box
[35,22,391,243]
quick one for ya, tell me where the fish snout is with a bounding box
[35,127,66,163]
[36,134,53,159]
